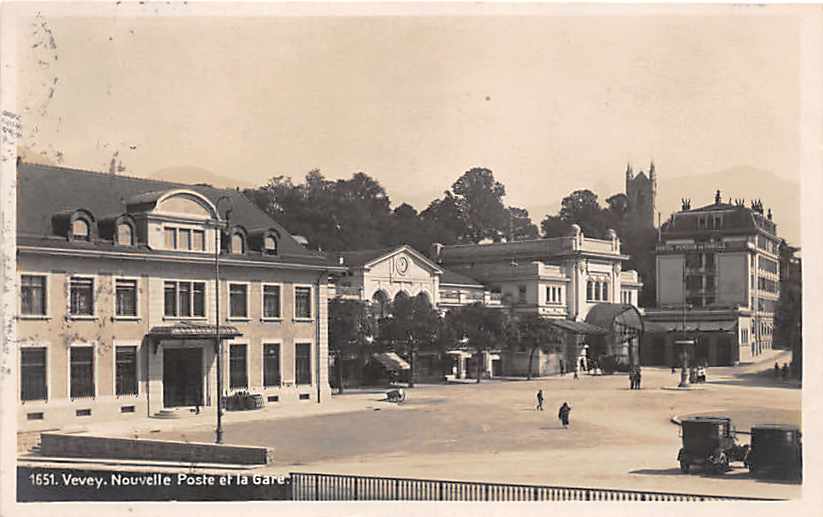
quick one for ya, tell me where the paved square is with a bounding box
[144,353,800,499]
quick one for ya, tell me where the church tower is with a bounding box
[625,160,657,230]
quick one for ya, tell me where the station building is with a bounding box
[641,191,782,366]
[16,163,343,432]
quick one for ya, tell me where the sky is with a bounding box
[12,3,811,229]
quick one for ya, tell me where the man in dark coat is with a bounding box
[635,368,642,389]
[558,402,572,429]
[536,389,544,411]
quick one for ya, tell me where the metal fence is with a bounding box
[290,472,780,501]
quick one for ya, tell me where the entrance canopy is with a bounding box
[547,319,608,336]
[148,321,243,353]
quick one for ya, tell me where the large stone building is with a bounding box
[641,191,782,366]
[16,163,343,432]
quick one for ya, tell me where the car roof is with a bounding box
[751,424,800,431]
[682,416,731,423]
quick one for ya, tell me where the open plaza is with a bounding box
[43,349,799,500]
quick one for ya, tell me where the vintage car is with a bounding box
[745,424,802,479]
[677,416,749,474]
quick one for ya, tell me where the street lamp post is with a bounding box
[214,195,231,444]
[675,301,694,388]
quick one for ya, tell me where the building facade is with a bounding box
[642,191,782,366]
[17,163,343,432]
[625,161,657,231]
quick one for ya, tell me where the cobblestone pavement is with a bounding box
[138,351,801,499]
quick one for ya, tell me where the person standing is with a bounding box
[774,362,780,379]
[636,368,642,389]
[558,402,572,429]
[560,360,566,376]
[628,369,636,390]
[536,389,544,411]
[782,363,789,381]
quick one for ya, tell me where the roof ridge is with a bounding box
[18,161,243,194]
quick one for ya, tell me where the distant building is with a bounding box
[642,191,781,366]
[16,163,343,432]
[776,242,802,378]
[625,161,657,231]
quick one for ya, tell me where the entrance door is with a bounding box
[163,348,203,407]
[716,335,732,366]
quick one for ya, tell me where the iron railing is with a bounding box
[290,472,781,501]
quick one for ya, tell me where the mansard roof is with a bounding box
[16,162,328,264]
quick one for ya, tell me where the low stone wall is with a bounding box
[39,433,270,465]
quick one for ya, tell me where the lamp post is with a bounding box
[675,301,694,388]
[214,195,232,444]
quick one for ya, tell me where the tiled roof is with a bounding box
[336,247,399,267]
[17,162,328,265]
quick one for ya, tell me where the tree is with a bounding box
[328,299,376,393]
[540,215,573,238]
[420,191,469,246]
[451,168,510,243]
[445,303,509,383]
[507,206,540,241]
[378,293,442,387]
[557,189,616,239]
[512,313,562,380]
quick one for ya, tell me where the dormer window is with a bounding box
[232,233,245,254]
[264,235,277,255]
[117,223,133,246]
[72,219,90,240]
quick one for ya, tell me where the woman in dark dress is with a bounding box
[558,402,572,429]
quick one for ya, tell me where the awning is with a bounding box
[547,319,608,336]
[372,352,411,371]
[646,321,737,332]
[446,350,474,359]
[148,321,243,340]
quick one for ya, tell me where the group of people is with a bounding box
[774,362,792,381]
[536,390,573,429]
[628,366,642,390]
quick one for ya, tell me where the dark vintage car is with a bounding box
[745,424,802,479]
[677,416,749,474]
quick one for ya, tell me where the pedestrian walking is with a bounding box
[782,363,789,381]
[774,362,780,379]
[636,368,642,389]
[536,389,544,411]
[628,369,636,390]
[558,402,572,429]
[560,360,565,376]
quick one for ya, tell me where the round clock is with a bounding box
[396,256,410,275]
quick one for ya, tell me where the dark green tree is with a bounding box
[378,293,442,387]
[328,298,376,393]
[512,313,563,380]
[445,303,509,383]
[451,168,510,243]
[507,206,540,241]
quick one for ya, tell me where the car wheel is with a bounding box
[680,461,690,474]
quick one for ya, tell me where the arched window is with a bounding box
[263,235,277,255]
[587,281,594,301]
[117,223,133,246]
[372,291,389,319]
[601,282,609,301]
[231,233,245,254]
[72,219,90,240]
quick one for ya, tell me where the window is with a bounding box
[20,348,47,401]
[115,346,138,396]
[546,286,561,304]
[164,281,206,317]
[295,286,312,319]
[72,219,90,240]
[685,253,702,269]
[229,344,248,389]
[704,253,715,270]
[518,285,527,304]
[295,343,312,385]
[262,284,282,319]
[69,277,94,316]
[192,230,205,251]
[263,343,281,387]
[21,275,47,316]
[685,275,702,291]
[602,282,608,301]
[179,229,192,251]
[229,284,248,318]
[70,346,94,399]
[586,281,593,301]
[115,279,138,317]
[232,233,245,254]
[264,235,277,255]
[164,227,177,249]
[594,282,601,301]
[117,223,133,246]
